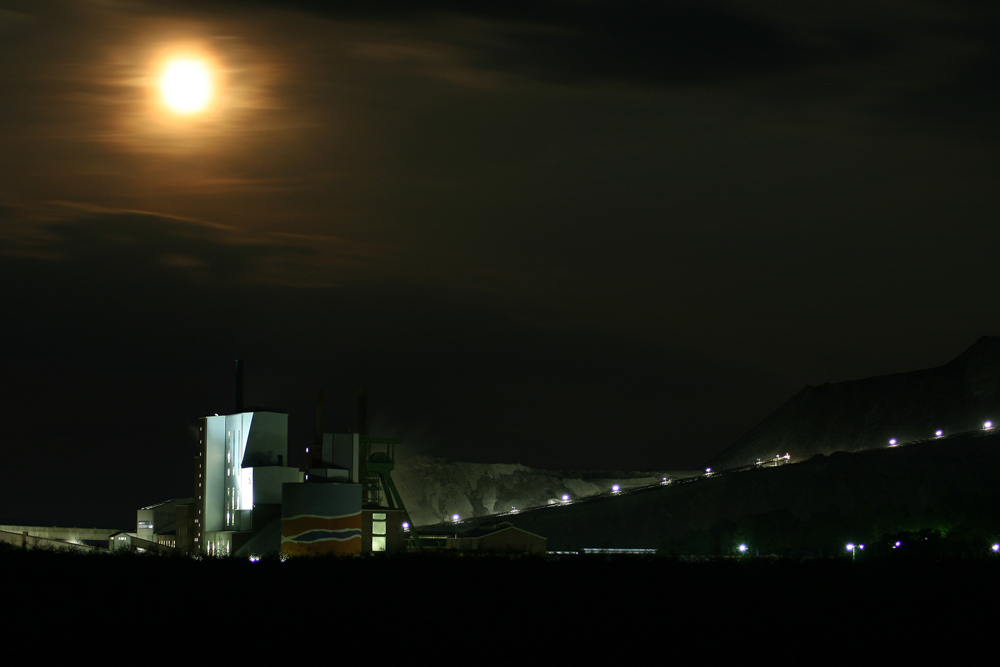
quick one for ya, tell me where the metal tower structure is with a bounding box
[356,388,421,549]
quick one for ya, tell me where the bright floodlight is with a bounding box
[402,522,410,532]
[511,506,518,514]
[846,543,855,552]
[935,430,943,437]
[738,544,747,553]
[612,484,620,493]
[993,544,999,553]
[889,439,897,446]
[985,421,994,430]
[561,494,570,502]
[451,514,460,522]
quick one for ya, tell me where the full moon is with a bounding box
[160,59,212,114]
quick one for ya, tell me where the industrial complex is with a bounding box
[13,340,999,558]
[82,363,543,557]
[105,363,417,557]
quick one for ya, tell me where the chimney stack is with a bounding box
[357,387,367,437]
[235,359,244,414]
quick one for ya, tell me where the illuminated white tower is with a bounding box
[194,410,300,554]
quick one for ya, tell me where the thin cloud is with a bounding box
[0,201,389,287]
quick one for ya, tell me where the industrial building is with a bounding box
[417,522,547,554]
[119,366,419,558]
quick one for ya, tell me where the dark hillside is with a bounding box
[706,336,1000,470]
[467,427,1000,553]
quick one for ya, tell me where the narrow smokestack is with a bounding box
[357,387,367,437]
[313,387,324,467]
[235,359,244,414]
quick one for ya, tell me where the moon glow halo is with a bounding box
[160,59,213,114]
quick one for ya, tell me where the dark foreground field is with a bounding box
[6,545,998,658]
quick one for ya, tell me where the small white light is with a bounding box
[992,544,999,553]
[452,514,460,522]
[612,484,620,493]
[738,544,747,553]
[561,494,570,502]
[402,522,410,531]
[985,421,993,430]
[846,543,855,552]
[935,430,943,437]
[510,506,518,514]
[889,439,897,446]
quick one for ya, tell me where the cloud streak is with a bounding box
[0,201,388,287]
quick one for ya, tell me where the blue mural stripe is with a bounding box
[287,529,362,543]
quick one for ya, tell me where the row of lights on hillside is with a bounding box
[889,421,994,447]
[445,481,649,523]
[442,422,998,527]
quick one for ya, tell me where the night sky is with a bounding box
[3,0,1000,528]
